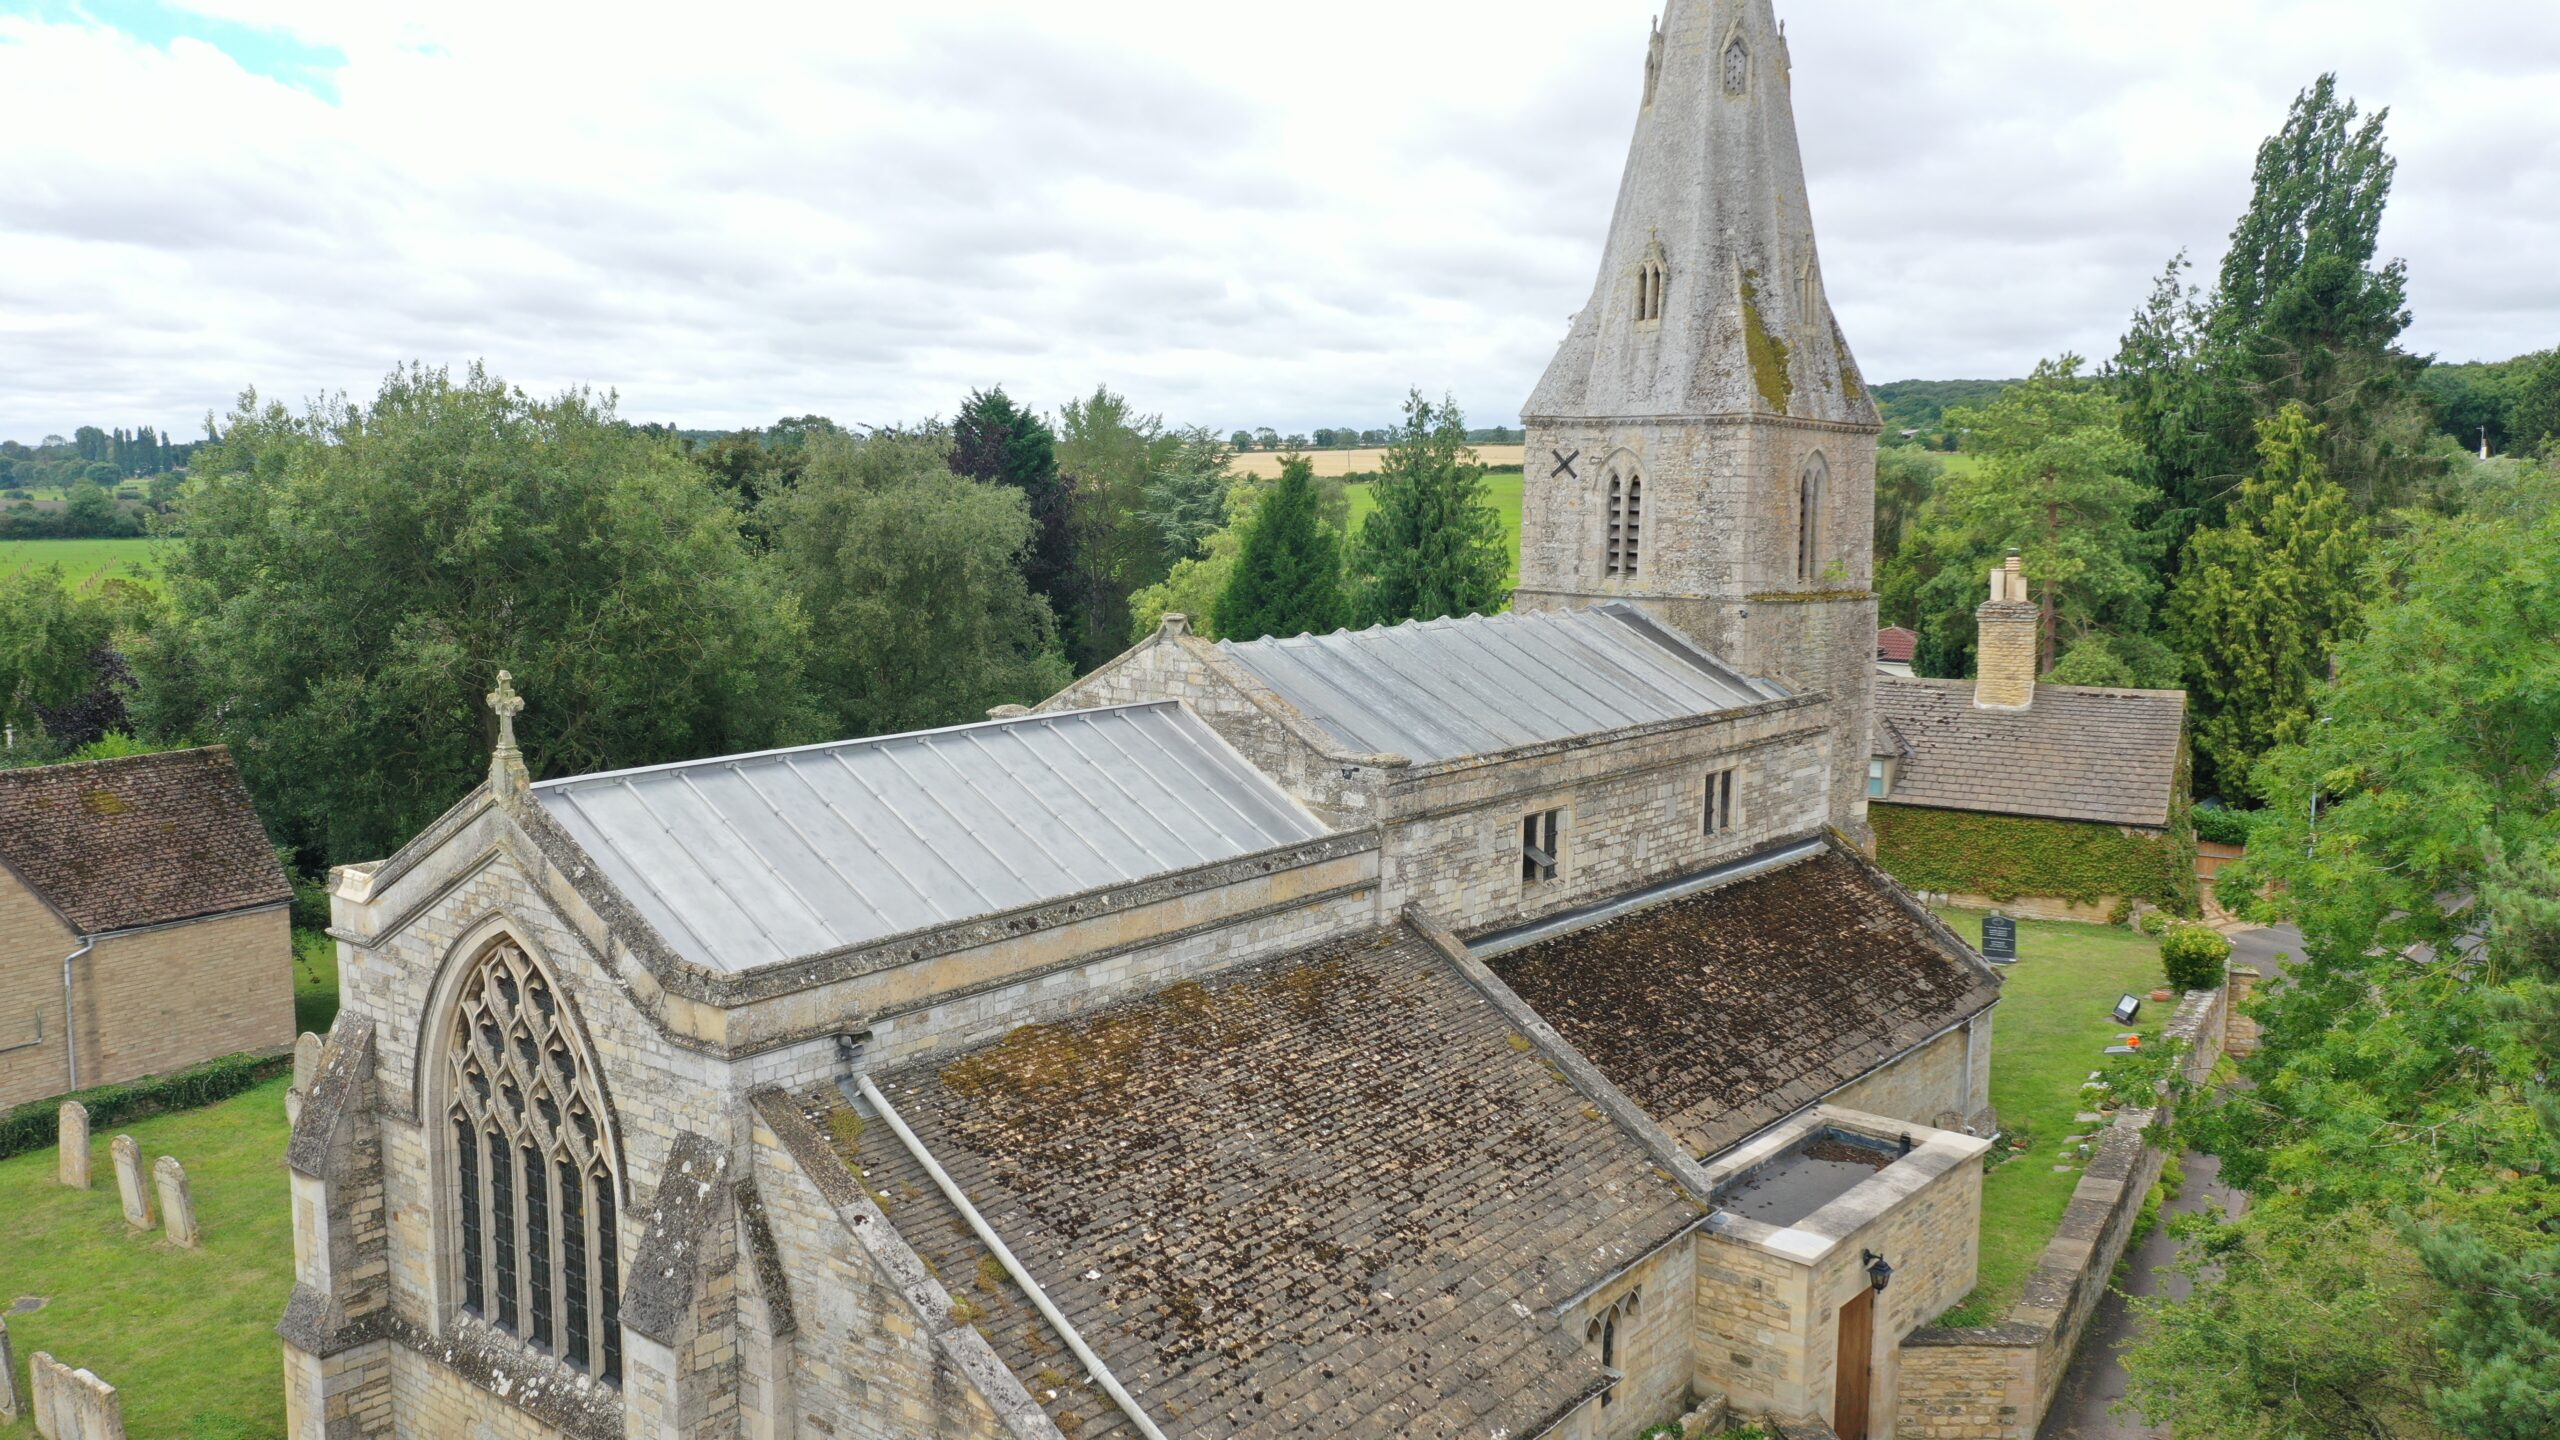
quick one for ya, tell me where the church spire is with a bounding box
[1527,0,1874,426]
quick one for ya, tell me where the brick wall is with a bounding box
[0,877,292,1111]
[0,870,77,1107]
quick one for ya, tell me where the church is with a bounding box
[280,4,2004,1438]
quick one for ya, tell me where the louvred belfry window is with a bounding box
[1607,472,1643,577]
[446,939,621,1383]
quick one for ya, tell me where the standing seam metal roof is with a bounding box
[533,703,1329,973]
[1216,602,1785,763]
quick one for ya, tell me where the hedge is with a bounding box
[2191,805,2262,847]
[0,1051,288,1164]
[1871,803,2197,914]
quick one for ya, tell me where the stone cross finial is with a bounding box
[486,668,531,799]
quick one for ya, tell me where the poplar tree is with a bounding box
[1348,391,1507,626]
[1214,455,1344,642]
[2166,403,2366,800]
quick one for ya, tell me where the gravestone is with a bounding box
[29,1351,61,1439]
[111,1137,152,1231]
[286,1088,303,1127]
[154,1157,199,1248]
[71,1367,123,1440]
[1980,913,2018,963]
[293,1032,323,1096]
[56,1104,90,1189]
[0,1315,19,1421]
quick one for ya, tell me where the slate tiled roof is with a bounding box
[833,926,1701,1439]
[1216,602,1785,763]
[1872,675,2186,828]
[1485,848,2001,1160]
[0,746,289,934]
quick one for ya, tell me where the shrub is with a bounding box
[2137,907,2171,937]
[2191,805,2260,847]
[2159,923,2233,992]
[0,1051,286,1162]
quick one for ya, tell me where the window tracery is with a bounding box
[446,937,620,1382]
[1797,451,1829,580]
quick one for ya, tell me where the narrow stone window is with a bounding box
[1704,769,1736,836]
[1606,474,1644,577]
[1633,257,1667,322]
[1867,759,1890,798]
[445,938,621,1379]
[1522,808,1562,884]
[1599,1311,1618,1405]
[1797,451,1829,580]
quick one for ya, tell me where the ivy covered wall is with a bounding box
[1871,803,2198,915]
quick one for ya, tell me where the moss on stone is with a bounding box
[1738,271,1793,414]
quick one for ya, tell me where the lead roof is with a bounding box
[534,703,1328,973]
[1216,603,1784,764]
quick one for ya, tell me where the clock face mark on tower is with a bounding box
[1550,448,1580,480]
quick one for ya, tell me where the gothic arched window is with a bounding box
[1633,256,1667,323]
[1797,452,1828,581]
[446,937,621,1383]
[1606,472,1643,578]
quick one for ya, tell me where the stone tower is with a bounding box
[1518,0,1880,838]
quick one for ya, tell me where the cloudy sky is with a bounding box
[3,0,2555,441]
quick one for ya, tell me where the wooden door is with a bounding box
[1834,1286,1875,1440]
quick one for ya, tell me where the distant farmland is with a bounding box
[0,537,164,591]
[1232,444,1526,480]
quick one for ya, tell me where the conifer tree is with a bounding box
[2166,402,2366,799]
[1214,455,1344,642]
[1348,391,1507,626]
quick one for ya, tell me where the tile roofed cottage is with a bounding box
[1870,556,2194,921]
[280,7,2005,1440]
[0,745,296,1108]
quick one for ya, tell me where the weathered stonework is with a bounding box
[0,1315,20,1422]
[111,1134,150,1230]
[154,1156,199,1248]
[56,1102,88,1189]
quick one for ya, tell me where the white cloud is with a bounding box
[2,0,2554,439]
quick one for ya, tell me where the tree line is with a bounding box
[0,370,1508,868]
[1225,423,1521,451]
[1877,73,2560,804]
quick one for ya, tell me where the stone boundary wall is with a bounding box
[1893,984,2228,1440]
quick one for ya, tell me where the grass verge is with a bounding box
[0,1077,295,1438]
[1930,908,2168,1326]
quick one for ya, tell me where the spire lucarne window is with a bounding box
[446,937,620,1382]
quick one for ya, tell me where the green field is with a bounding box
[0,1077,296,1438]
[1931,908,2170,1325]
[0,538,164,591]
[1342,473,1526,587]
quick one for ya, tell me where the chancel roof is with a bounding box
[1484,846,2000,1159]
[829,925,1702,1439]
[0,746,289,934]
[534,703,1327,973]
[1872,675,2187,828]
[1216,602,1784,764]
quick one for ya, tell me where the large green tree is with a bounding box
[0,567,114,741]
[952,386,1074,635]
[1054,386,1178,670]
[2133,476,2560,1440]
[1909,357,2156,675]
[762,428,1071,737]
[132,364,817,863]
[2166,403,2367,799]
[1348,391,1507,626]
[1214,455,1345,642]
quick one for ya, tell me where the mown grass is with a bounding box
[0,1077,296,1438]
[1930,908,2169,1325]
[293,929,341,1036]
[0,538,164,592]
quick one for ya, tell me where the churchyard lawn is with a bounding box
[1928,908,2169,1325]
[0,538,163,593]
[0,1075,295,1438]
[294,928,341,1036]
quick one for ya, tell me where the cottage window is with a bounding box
[1867,759,1890,798]
[1703,769,1736,836]
[1521,809,1562,884]
[446,938,621,1382]
[1606,473,1643,577]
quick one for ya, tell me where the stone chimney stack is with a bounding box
[1973,553,2037,711]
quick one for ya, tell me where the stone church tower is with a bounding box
[1518,0,1881,838]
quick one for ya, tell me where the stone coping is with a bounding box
[1701,1105,1992,1266]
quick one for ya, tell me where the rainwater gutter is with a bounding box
[853,1073,1172,1440]
[61,936,95,1090]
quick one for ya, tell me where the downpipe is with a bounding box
[61,936,95,1091]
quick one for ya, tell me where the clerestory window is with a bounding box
[446,938,621,1384]
[1522,808,1562,885]
[1703,769,1736,836]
